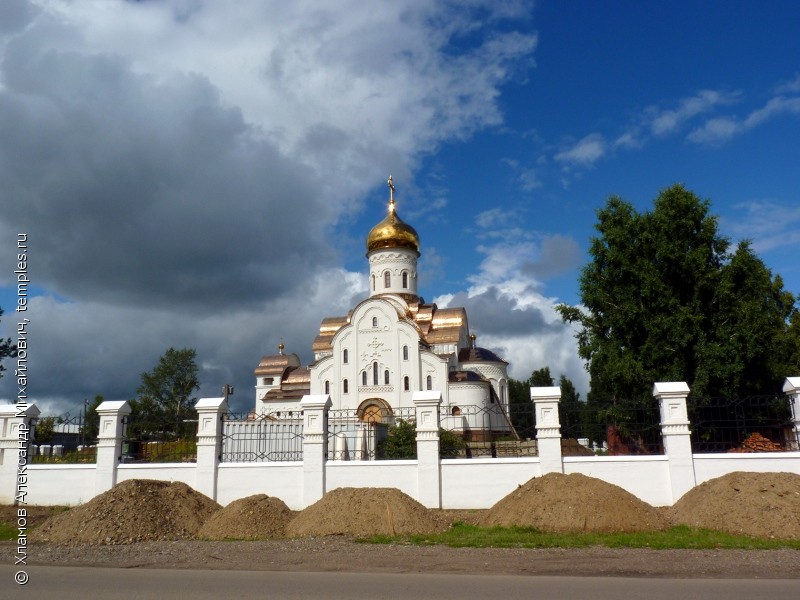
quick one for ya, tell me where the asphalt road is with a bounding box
[3,566,800,600]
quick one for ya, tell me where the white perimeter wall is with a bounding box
[12,452,800,509]
[693,453,800,486]
[564,456,672,506]
[327,461,418,501]
[441,459,541,508]
[26,465,96,505]
[217,463,304,509]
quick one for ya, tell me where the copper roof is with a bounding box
[430,307,467,329]
[285,366,311,384]
[254,352,301,377]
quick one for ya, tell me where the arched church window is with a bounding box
[402,345,408,361]
[384,271,391,288]
[384,370,390,385]
[372,274,375,291]
[343,379,348,394]
[324,380,330,395]
[372,316,378,328]
[426,375,432,390]
[373,362,378,385]
[362,371,367,386]
[403,376,409,391]
[402,271,408,288]
[451,406,461,416]
[343,349,348,364]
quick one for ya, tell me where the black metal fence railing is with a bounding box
[440,404,533,458]
[559,401,664,455]
[688,395,797,453]
[121,414,198,463]
[221,412,304,462]
[328,406,417,460]
[31,412,98,464]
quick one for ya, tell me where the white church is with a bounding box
[252,177,512,436]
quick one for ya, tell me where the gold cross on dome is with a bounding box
[387,175,395,203]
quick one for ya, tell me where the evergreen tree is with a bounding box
[558,184,797,422]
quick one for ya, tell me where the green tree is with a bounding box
[131,348,200,437]
[0,308,16,380]
[558,185,797,418]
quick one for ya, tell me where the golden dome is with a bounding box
[366,175,421,254]
[366,199,420,254]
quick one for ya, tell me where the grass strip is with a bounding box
[359,523,800,550]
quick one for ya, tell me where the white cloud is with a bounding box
[725,200,800,254]
[689,94,800,145]
[554,133,606,168]
[775,73,800,94]
[433,238,588,395]
[649,89,740,136]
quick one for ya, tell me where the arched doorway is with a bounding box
[356,398,393,423]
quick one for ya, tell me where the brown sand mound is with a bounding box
[32,479,220,545]
[285,487,447,537]
[670,471,800,539]
[197,494,294,540]
[481,472,668,533]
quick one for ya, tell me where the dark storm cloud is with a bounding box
[519,235,582,280]
[445,286,561,339]
[0,33,330,313]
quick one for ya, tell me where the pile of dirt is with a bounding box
[481,472,668,533]
[32,479,220,545]
[197,494,294,540]
[285,487,447,537]
[670,471,800,539]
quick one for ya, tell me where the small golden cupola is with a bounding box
[366,175,420,255]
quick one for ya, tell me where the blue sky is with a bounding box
[1,1,799,414]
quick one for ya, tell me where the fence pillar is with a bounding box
[195,397,228,501]
[300,394,331,506]
[95,401,131,495]
[0,404,40,504]
[783,377,800,451]
[413,391,442,509]
[654,381,695,503]
[531,386,563,474]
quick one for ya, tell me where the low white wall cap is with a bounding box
[0,403,40,417]
[96,400,131,413]
[783,377,800,393]
[194,397,227,410]
[412,390,442,403]
[530,386,561,399]
[653,381,690,395]
[300,394,332,409]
